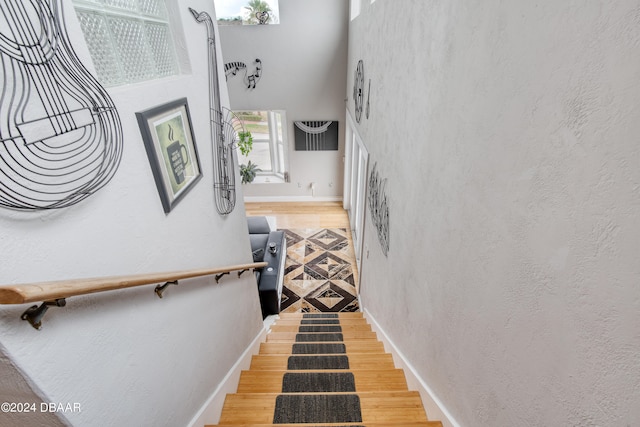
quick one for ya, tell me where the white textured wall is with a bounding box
[351,1,640,426]
[0,1,263,426]
[218,0,348,200]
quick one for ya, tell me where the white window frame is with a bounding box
[350,0,361,21]
[238,110,289,184]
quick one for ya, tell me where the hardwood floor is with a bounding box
[244,201,349,229]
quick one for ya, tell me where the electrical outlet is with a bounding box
[297,182,301,188]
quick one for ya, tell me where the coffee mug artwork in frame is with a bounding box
[154,113,193,194]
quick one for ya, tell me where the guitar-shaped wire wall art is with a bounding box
[0,0,123,210]
[224,58,262,89]
[189,7,237,215]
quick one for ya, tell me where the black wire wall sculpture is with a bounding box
[365,79,371,119]
[367,163,389,256]
[255,11,269,25]
[224,58,262,89]
[224,61,246,79]
[353,60,364,123]
[189,7,238,215]
[0,0,123,210]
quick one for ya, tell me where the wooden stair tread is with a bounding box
[211,423,443,427]
[277,312,363,317]
[250,354,395,370]
[273,318,369,326]
[266,330,377,342]
[210,310,443,427]
[237,369,408,393]
[270,324,372,333]
[211,422,443,427]
[218,391,428,424]
[259,341,386,355]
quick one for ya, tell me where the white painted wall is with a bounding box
[218,0,348,200]
[0,1,263,426]
[350,1,640,426]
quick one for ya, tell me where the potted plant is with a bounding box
[237,131,253,156]
[240,160,261,184]
[237,130,259,183]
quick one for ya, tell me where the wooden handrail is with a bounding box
[0,262,267,305]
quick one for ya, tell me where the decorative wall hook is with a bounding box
[155,280,178,298]
[215,272,229,283]
[21,299,67,330]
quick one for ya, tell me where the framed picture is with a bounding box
[136,98,203,213]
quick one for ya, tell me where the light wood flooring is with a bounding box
[245,201,350,229]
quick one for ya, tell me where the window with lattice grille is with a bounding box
[73,0,179,87]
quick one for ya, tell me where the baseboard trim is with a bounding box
[243,196,342,203]
[362,306,462,427]
[187,325,268,427]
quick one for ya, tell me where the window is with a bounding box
[236,110,289,183]
[73,0,179,87]
[350,0,361,20]
[214,0,280,26]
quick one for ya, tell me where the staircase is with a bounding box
[209,312,443,427]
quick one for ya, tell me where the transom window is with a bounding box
[73,0,179,87]
[214,0,280,25]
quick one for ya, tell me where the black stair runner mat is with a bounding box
[273,394,362,424]
[296,333,344,342]
[282,372,356,392]
[301,319,341,325]
[303,313,339,318]
[287,355,350,370]
[299,325,343,333]
[292,343,346,354]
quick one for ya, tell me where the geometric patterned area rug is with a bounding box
[280,228,360,313]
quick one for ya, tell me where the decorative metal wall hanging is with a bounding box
[365,79,371,119]
[294,121,339,151]
[224,59,262,89]
[256,11,270,25]
[224,61,246,79]
[189,7,237,215]
[0,0,123,210]
[353,60,364,123]
[367,163,389,256]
